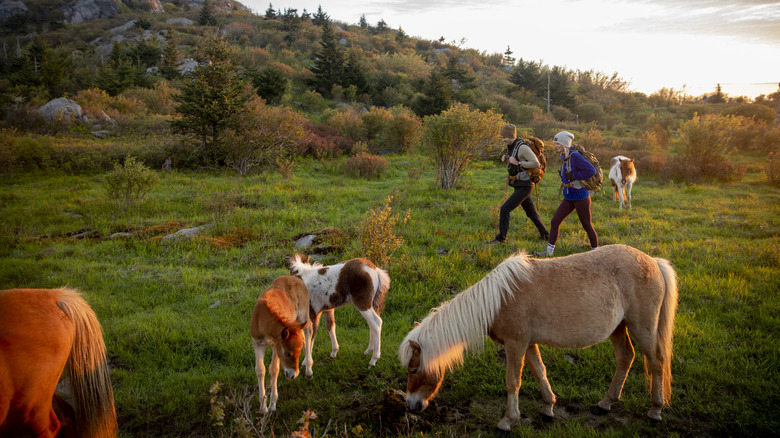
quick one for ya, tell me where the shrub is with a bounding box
[380,105,423,153]
[768,152,780,186]
[357,194,410,267]
[677,113,753,182]
[361,106,393,142]
[296,122,353,158]
[223,97,306,176]
[104,156,159,211]
[328,106,366,141]
[421,103,504,189]
[342,153,388,179]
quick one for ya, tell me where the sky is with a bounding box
[239,0,780,99]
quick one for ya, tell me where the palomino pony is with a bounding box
[290,254,390,367]
[250,275,313,414]
[0,287,117,438]
[399,245,678,431]
[609,155,637,209]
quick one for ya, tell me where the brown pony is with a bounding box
[0,287,117,438]
[399,245,678,431]
[250,276,313,414]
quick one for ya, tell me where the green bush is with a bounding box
[104,156,159,211]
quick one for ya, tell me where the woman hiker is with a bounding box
[534,130,598,257]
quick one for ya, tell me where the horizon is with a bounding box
[243,0,780,100]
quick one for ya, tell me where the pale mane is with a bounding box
[398,253,532,377]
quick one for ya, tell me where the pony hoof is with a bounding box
[330,351,338,358]
[496,417,515,431]
[591,405,610,416]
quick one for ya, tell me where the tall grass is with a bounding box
[0,154,778,437]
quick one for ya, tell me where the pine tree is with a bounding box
[251,67,288,104]
[509,58,542,91]
[170,35,252,164]
[343,50,369,95]
[710,83,726,103]
[197,0,217,26]
[359,14,368,29]
[308,20,345,97]
[160,25,180,79]
[413,70,452,116]
[264,3,276,19]
[547,66,575,109]
[503,45,515,65]
[396,27,408,43]
[312,5,328,26]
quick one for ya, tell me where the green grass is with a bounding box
[1,155,778,437]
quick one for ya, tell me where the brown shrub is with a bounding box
[342,153,388,179]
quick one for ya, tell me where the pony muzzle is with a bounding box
[405,393,428,412]
[284,368,299,379]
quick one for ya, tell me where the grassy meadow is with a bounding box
[1,154,778,437]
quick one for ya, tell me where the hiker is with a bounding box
[489,123,549,244]
[534,131,598,257]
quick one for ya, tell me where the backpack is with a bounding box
[569,144,603,191]
[519,136,546,183]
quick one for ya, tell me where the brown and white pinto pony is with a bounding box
[0,287,117,438]
[609,155,637,209]
[250,276,313,414]
[290,254,390,367]
[399,245,678,431]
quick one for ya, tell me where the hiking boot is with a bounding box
[532,250,550,257]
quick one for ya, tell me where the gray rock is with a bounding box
[60,0,120,24]
[295,234,316,250]
[161,224,215,243]
[38,98,83,121]
[0,0,28,21]
[177,58,199,75]
[166,17,193,26]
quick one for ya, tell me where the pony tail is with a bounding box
[653,258,679,406]
[57,288,117,438]
[373,268,391,313]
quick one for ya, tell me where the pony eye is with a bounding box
[410,368,418,375]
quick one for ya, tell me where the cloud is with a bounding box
[608,0,780,43]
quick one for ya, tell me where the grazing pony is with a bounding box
[609,155,637,209]
[290,254,390,367]
[250,276,313,414]
[0,287,117,438]
[399,245,678,431]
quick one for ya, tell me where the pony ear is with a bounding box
[413,321,421,327]
[281,327,291,341]
[408,339,421,352]
[297,320,310,331]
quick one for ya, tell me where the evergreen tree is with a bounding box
[343,50,369,95]
[264,3,276,19]
[312,5,329,26]
[396,27,408,43]
[359,14,368,29]
[197,0,217,26]
[170,35,252,164]
[710,83,726,103]
[503,45,515,65]
[281,8,300,31]
[547,66,574,109]
[308,20,345,97]
[376,19,387,33]
[251,66,288,104]
[509,58,542,91]
[160,25,180,79]
[413,70,452,116]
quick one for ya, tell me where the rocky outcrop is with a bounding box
[60,0,120,24]
[38,98,83,121]
[0,0,28,21]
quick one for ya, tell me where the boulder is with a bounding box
[38,98,83,122]
[60,0,120,24]
[0,0,28,21]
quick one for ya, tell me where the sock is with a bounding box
[546,243,555,256]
